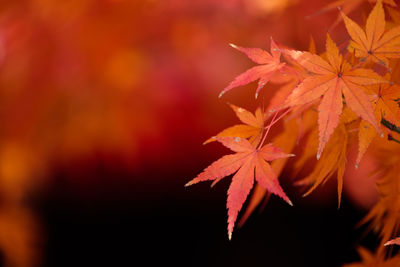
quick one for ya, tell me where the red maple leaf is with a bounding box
[219,38,286,99]
[185,136,293,239]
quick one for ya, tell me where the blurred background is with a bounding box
[0,0,383,266]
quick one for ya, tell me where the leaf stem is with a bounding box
[258,108,291,149]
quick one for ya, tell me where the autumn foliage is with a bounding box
[186,0,400,265]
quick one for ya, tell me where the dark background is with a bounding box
[35,152,375,267]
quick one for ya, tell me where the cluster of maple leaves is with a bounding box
[187,0,400,265]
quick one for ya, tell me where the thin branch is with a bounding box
[381,118,400,135]
[388,134,400,144]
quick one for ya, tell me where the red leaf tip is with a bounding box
[203,136,216,145]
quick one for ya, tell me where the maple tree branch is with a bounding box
[388,134,400,144]
[381,118,400,135]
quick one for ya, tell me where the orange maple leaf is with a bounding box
[278,34,387,159]
[358,147,400,250]
[204,104,264,146]
[341,0,400,67]
[266,77,299,114]
[185,136,293,239]
[357,79,400,166]
[308,0,396,32]
[219,38,286,99]
[386,5,400,25]
[344,246,400,267]
[295,122,348,207]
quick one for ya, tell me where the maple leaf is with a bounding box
[341,0,400,67]
[386,5,400,25]
[266,77,299,113]
[295,123,348,207]
[204,104,264,146]
[277,34,387,159]
[344,246,400,267]
[185,136,293,239]
[219,38,286,99]
[308,0,396,31]
[357,80,400,166]
[239,117,302,226]
[358,147,400,250]
[371,82,400,126]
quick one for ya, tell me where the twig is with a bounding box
[388,134,400,144]
[381,118,400,135]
